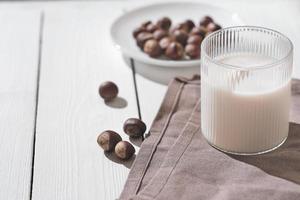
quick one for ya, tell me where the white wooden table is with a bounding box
[0,0,299,199]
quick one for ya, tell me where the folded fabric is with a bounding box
[119,76,300,200]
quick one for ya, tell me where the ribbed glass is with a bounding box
[201,26,293,155]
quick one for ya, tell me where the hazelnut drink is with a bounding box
[200,26,293,155]
[201,54,291,154]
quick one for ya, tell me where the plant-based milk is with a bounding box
[201,54,291,154]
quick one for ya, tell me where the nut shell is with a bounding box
[159,37,173,51]
[133,26,146,38]
[99,81,118,101]
[172,22,189,33]
[187,35,203,46]
[173,29,188,46]
[184,19,195,32]
[157,17,172,30]
[185,44,200,59]
[97,130,122,152]
[190,26,207,37]
[206,23,222,32]
[199,16,214,27]
[136,32,154,49]
[153,29,168,41]
[115,141,135,160]
[123,118,147,137]
[143,39,162,58]
[146,23,158,33]
[165,42,184,60]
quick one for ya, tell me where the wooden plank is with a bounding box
[31,9,138,200]
[0,11,41,200]
[0,1,296,199]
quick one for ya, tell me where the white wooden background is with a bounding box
[0,0,299,200]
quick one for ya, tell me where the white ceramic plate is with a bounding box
[110,2,243,68]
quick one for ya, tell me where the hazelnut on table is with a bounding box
[97,130,122,152]
[115,141,135,160]
[123,118,147,138]
[99,81,118,101]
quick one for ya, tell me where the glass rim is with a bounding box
[201,26,294,70]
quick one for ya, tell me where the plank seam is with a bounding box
[29,11,44,200]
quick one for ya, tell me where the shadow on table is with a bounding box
[230,122,300,185]
[105,151,136,169]
[105,97,128,109]
[122,56,199,85]
[129,136,143,147]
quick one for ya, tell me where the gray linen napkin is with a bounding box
[119,76,300,200]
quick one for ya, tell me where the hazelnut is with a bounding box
[99,81,118,101]
[153,29,168,41]
[141,20,151,28]
[136,32,153,48]
[187,35,203,46]
[143,39,162,58]
[123,118,147,137]
[133,26,146,38]
[165,42,184,60]
[146,23,158,33]
[185,44,200,59]
[184,19,195,32]
[190,26,207,37]
[206,23,222,32]
[159,37,173,51]
[115,141,135,160]
[97,130,122,152]
[173,29,188,46]
[172,22,189,33]
[199,16,214,27]
[215,24,222,30]
[157,17,172,30]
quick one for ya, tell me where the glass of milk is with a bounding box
[201,26,293,155]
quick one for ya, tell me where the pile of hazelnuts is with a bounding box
[133,16,221,60]
[97,81,147,160]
